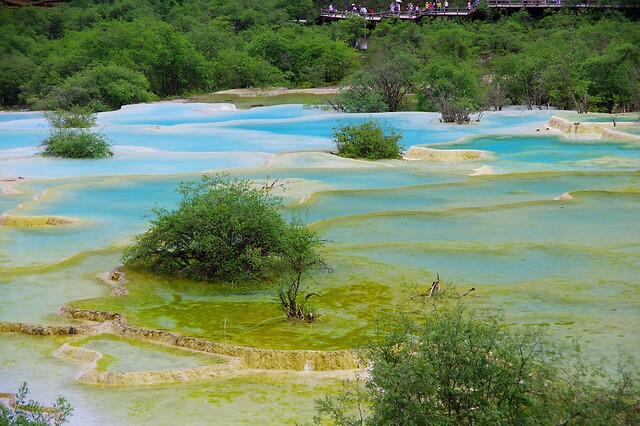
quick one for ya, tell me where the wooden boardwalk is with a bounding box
[320,1,633,21]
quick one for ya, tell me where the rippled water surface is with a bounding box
[1,104,638,424]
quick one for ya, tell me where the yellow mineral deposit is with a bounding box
[405,146,487,161]
[0,214,75,227]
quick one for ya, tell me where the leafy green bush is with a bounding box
[332,120,403,160]
[276,216,330,320]
[40,110,113,159]
[122,174,325,292]
[339,51,420,113]
[40,131,114,159]
[314,299,640,425]
[44,109,96,129]
[33,64,156,112]
[339,71,389,113]
[417,58,480,124]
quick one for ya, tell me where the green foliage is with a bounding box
[1,1,640,113]
[246,26,359,88]
[276,0,315,22]
[122,174,324,286]
[0,54,35,106]
[0,382,73,426]
[40,131,114,159]
[340,50,419,113]
[314,376,371,426]
[314,301,640,425]
[33,64,155,112]
[277,216,329,320]
[332,16,369,48]
[340,71,389,113]
[418,58,480,123]
[211,50,287,89]
[365,305,554,425]
[332,120,403,160]
[40,110,113,159]
[43,109,96,129]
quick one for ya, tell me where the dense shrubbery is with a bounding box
[41,131,113,159]
[1,2,638,114]
[332,120,403,159]
[43,109,96,129]
[122,174,327,318]
[123,174,323,279]
[340,50,420,113]
[40,110,113,158]
[31,64,156,112]
[122,174,288,282]
[314,297,640,425]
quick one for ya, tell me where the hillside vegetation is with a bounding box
[0,0,638,113]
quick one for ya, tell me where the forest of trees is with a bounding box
[0,0,638,114]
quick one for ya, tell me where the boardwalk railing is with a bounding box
[320,1,632,21]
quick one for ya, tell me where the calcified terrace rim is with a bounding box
[0,304,361,383]
[548,115,640,139]
[54,342,244,385]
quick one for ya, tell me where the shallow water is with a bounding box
[0,103,638,424]
[75,334,225,372]
[0,334,341,425]
[558,112,639,123]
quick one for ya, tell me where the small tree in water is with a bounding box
[122,174,328,319]
[277,216,330,320]
[332,120,403,160]
[40,109,113,159]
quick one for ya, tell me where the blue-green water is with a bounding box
[0,103,638,424]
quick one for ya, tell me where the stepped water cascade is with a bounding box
[1,103,638,424]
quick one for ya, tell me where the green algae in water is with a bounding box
[189,92,338,109]
[68,189,640,354]
[71,334,225,372]
[70,260,412,351]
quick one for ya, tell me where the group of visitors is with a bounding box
[405,1,451,15]
[327,3,374,15]
[329,0,484,17]
[326,0,483,17]
[387,2,448,15]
